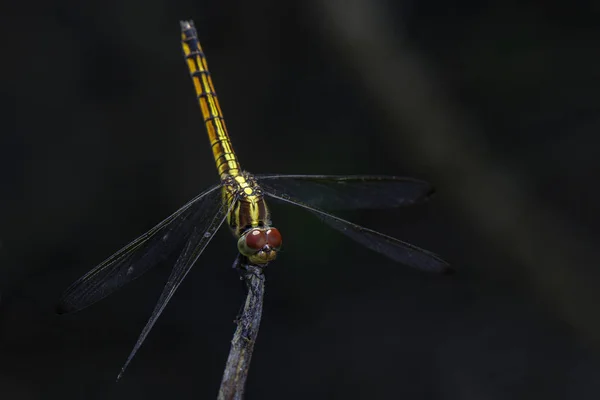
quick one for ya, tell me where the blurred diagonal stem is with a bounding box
[312,0,600,347]
[218,263,265,400]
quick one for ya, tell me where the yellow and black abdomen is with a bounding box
[180,23,272,238]
[180,21,240,179]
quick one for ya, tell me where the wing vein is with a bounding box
[117,192,238,380]
[263,191,450,273]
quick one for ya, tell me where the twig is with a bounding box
[218,263,265,400]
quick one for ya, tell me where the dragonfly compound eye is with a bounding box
[266,228,282,249]
[245,229,267,251]
[237,228,279,264]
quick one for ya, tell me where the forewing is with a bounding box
[256,174,433,210]
[264,191,450,273]
[117,192,236,380]
[57,184,223,314]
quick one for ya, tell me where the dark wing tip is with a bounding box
[56,296,79,315]
[55,301,74,315]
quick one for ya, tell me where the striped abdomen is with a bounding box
[180,21,241,179]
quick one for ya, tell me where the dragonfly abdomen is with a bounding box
[181,21,241,179]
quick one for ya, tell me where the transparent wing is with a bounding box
[264,191,450,273]
[256,174,433,210]
[117,192,236,380]
[57,184,223,314]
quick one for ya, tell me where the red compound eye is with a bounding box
[245,229,267,250]
[266,228,282,249]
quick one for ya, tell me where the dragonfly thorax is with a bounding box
[222,172,282,264]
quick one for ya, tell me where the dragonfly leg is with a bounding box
[231,254,245,270]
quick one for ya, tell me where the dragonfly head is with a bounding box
[238,227,282,265]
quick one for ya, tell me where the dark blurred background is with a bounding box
[2,0,600,398]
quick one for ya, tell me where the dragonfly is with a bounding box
[57,20,450,379]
